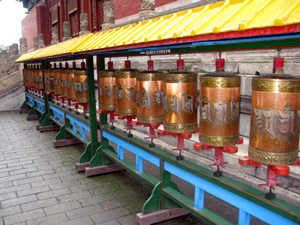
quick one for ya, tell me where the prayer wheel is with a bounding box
[54,64,62,96]
[115,69,138,116]
[49,65,55,93]
[60,64,68,98]
[99,69,116,111]
[136,71,164,124]
[199,73,240,146]
[74,67,88,103]
[32,65,36,89]
[67,64,76,100]
[163,72,197,133]
[249,74,300,165]
[23,65,28,86]
[36,65,43,90]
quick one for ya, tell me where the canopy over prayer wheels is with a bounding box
[249,74,300,165]
[163,71,198,133]
[136,71,164,124]
[199,73,241,146]
[115,69,138,116]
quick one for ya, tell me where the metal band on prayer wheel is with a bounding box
[163,72,197,133]
[99,70,116,111]
[199,73,240,146]
[116,69,138,116]
[249,74,300,165]
[136,71,164,124]
[74,69,88,103]
[54,69,62,95]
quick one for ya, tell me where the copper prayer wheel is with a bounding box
[116,69,138,116]
[23,68,27,86]
[32,66,36,88]
[49,69,55,93]
[36,66,43,90]
[74,69,88,103]
[199,73,240,146]
[136,71,164,124]
[99,70,116,111]
[67,69,76,100]
[60,68,68,98]
[163,72,197,133]
[54,68,62,95]
[249,74,300,165]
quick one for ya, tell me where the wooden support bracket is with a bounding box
[53,138,81,148]
[27,115,41,121]
[136,208,189,225]
[75,162,90,172]
[85,164,124,177]
[39,125,61,132]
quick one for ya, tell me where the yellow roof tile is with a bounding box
[16,0,300,62]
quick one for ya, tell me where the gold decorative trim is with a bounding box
[68,94,76,99]
[199,133,239,146]
[116,70,137,78]
[101,104,116,111]
[137,72,163,81]
[99,71,115,78]
[74,70,86,76]
[66,70,74,74]
[116,108,137,116]
[76,97,89,103]
[164,72,197,83]
[248,146,298,165]
[252,78,300,92]
[200,76,240,88]
[137,114,164,123]
[164,122,197,133]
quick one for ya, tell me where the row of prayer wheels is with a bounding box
[43,62,89,104]
[99,58,300,166]
[23,64,43,96]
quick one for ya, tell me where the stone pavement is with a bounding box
[0,111,206,225]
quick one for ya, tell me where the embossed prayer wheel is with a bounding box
[163,72,197,133]
[67,66,76,100]
[115,69,138,116]
[249,74,300,165]
[74,68,88,103]
[136,71,164,124]
[49,69,55,93]
[54,66,62,95]
[60,66,68,98]
[32,65,37,88]
[99,70,116,111]
[199,73,240,146]
[36,65,43,90]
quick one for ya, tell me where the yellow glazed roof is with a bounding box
[16,0,300,62]
[15,49,41,63]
